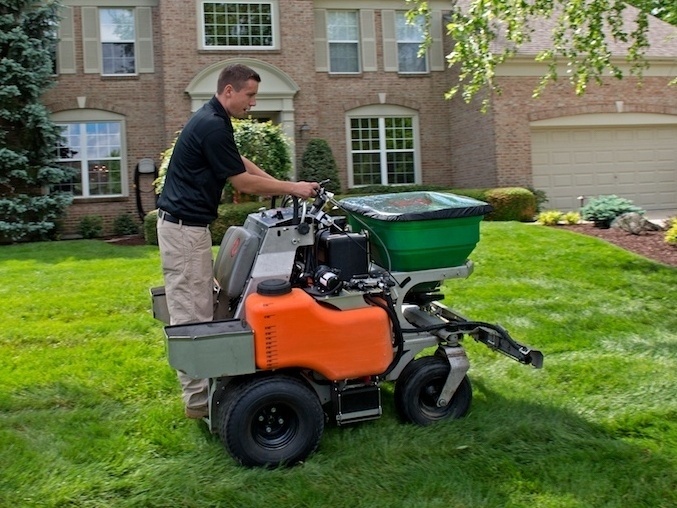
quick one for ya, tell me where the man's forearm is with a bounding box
[241,155,275,179]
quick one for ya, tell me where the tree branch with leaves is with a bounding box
[407,0,674,108]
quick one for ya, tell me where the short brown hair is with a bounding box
[216,64,261,94]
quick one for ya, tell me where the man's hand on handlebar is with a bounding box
[292,181,321,200]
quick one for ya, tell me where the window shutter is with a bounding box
[57,6,76,74]
[136,6,154,73]
[360,10,376,72]
[430,11,445,71]
[381,10,397,72]
[81,6,100,74]
[314,9,328,72]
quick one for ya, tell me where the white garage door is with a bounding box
[531,124,677,211]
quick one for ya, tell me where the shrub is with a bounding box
[154,120,292,201]
[299,139,341,193]
[232,119,292,181]
[143,210,159,245]
[580,195,643,227]
[537,210,563,226]
[78,215,104,239]
[153,131,179,195]
[113,213,140,236]
[665,222,677,246]
[528,187,549,214]
[562,211,581,225]
[210,201,266,245]
[483,187,537,221]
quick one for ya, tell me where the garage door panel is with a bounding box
[595,151,615,163]
[635,150,656,162]
[656,149,675,161]
[615,151,637,163]
[532,123,677,211]
[574,174,595,186]
[596,173,617,185]
[552,174,573,187]
[616,174,636,185]
[574,152,594,164]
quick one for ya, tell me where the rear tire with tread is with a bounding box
[219,375,324,468]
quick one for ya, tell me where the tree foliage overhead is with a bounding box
[408,0,676,106]
[0,0,72,243]
[635,0,677,26]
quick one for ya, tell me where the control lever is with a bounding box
[309,180,332,215]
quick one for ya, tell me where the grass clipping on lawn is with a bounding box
[0,223,675,508]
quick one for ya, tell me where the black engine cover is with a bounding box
[316,231,369,281]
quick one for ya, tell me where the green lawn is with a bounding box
[1,222,675,508]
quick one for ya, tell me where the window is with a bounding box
[382,10,443,73]
[99,8,136,75]
[327,10,360,73]
[79,5,153,75]
[54,122,123,197]
[201,1,278,49]
[395,12,427,73]
[349,116,418,187]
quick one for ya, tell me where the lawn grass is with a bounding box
[1,223,675,508]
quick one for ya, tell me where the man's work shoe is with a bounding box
[185,405,209,419]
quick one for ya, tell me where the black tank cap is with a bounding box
[256,279,292,296]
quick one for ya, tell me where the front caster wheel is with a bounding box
[219,376,324,468]
[394,355,472,426]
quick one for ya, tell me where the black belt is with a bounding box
[158,209,209,228]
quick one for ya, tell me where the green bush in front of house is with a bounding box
[210,201,266,245]
[580,195,644,228]
[299,139,341,193]
[113,213,141,236]
[78,215,104,239]
[143,210,159,246]
[665,218,677,246]
[154,119,292,200]
[481,187,537,221]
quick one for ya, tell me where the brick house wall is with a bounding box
[44,4,165,236]
[449,72,677,189]
[42,1,677,236]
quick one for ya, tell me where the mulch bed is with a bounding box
[558,223,677,267]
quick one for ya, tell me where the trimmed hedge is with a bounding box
[143,187,537,245]
[482,187,537,222]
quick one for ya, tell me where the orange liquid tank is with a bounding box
[245,288,393,380]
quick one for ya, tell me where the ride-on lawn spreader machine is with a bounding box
[151,183,543,468]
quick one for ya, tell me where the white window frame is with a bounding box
[52,110,128,199]
[199,1,280,50]
[395,11,428,74]
[346,105,421,188]
[100,8,137,76]
[327,10,361,74]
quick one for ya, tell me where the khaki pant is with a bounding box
[157,217,213,410]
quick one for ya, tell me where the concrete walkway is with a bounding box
[645,209,677,224]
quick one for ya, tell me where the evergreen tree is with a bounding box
[0,0,73,243]
[299,139,340,193]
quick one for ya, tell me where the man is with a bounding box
[156,63,319,419]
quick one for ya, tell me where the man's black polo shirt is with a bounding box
[157,96,246,224]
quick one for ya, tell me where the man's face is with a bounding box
[222,79,259,118]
